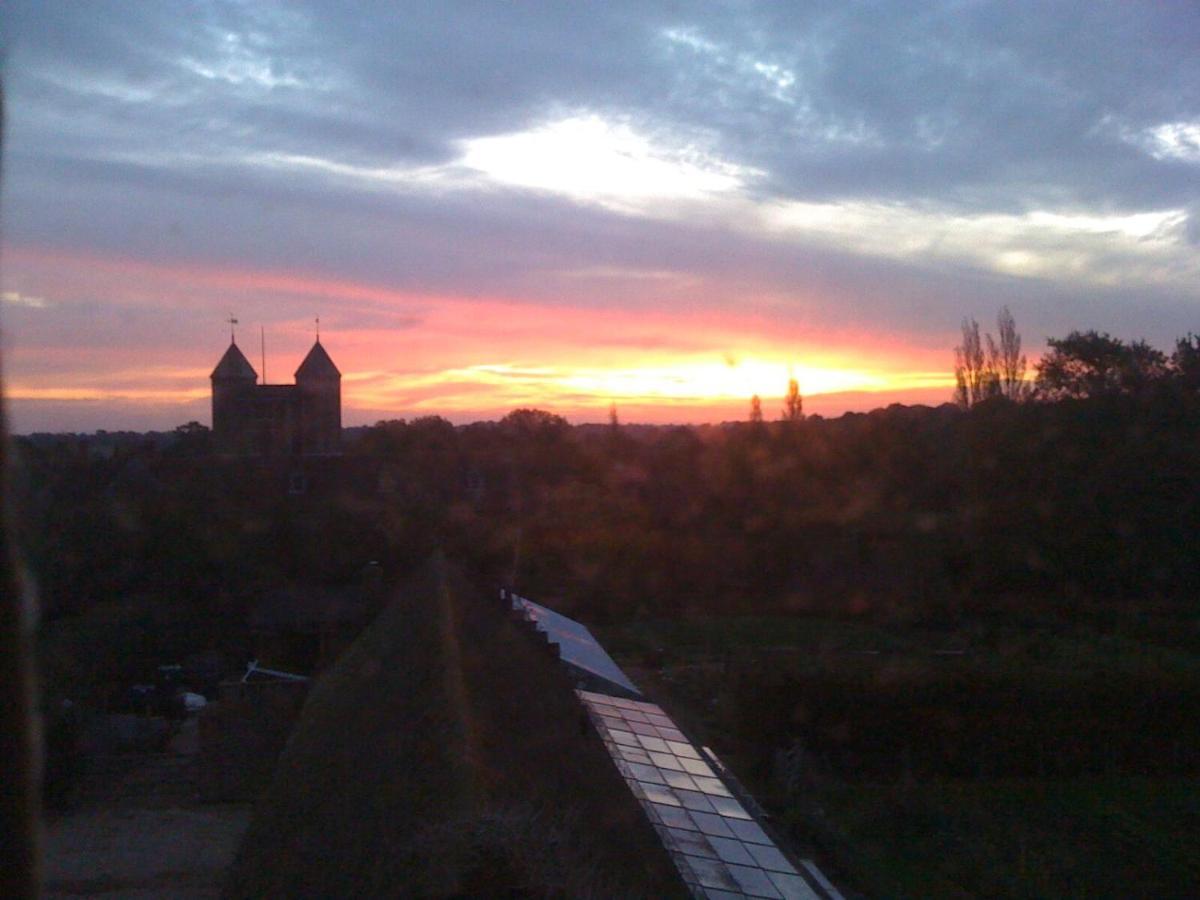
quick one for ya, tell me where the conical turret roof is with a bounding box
[295,340,341,380]
[211,342,258,381]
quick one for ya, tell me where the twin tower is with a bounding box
[210,337,341,457]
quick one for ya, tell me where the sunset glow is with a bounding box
[2,241,954,429]
[342,358,952,417]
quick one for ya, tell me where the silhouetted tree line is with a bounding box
[958,308,1200,404]
[18,338,1200,628]
[1035,329,1199,400]
[15,322,1200,720]
[311,380,1198,632]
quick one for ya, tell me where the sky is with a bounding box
[1,1,1197,432]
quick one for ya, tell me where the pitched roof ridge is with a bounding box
[211,341,258,381]
[295,339,341,379]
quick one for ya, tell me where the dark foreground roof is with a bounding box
[249,585,371,631]
[226,560,684,898]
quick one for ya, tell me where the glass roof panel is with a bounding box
[662,769,699,791]
[681,855,741,892]
[768,869,823,900]
[639,782,680,806]
[747,843,796,874]
[617,744,652,764]
[650,751,686,772]
[663,826,717,860]
[680,757,716,777]
[692,775,733,797]
[514,597,640,694]
[576,686,836,900]
[638,735,671,753]
[609,729,640,747]
[652,803,695,831]
[628,762,667,785]
[689,810,736,839]
[666,739,702,759]
[709,795,753,819]
[727,818,772,845]
[593,693,636,709]
[674,788,717,813]
[708,835,757,866]
[727,862,784,898]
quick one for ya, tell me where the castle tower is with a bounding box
[210,341,258,455]
[295,339,342,455]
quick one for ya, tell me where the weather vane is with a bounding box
[315,316,320,342]
[228,314,239,343]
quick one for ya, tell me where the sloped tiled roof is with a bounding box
[211,342,258,380]
[295,340,341,380]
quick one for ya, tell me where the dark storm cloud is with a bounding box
[8,1,1197,199]
[677,3,1200,210]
